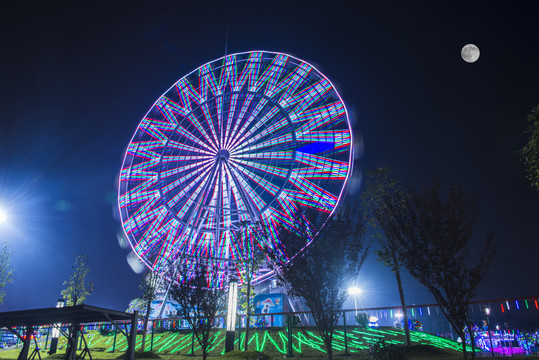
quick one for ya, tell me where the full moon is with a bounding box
[461,44,480,63]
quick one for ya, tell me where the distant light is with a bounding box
[127,251,145,273]
[348,286,362,295]
[395,312,403,319]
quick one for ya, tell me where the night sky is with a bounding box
[0,1,538,312]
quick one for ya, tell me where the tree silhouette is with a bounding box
[231,221,266,351]
[0,242,13,305]
[61,251,94,306]
[520,104,539,199]
[139,271,160,351]
[168,262,225,360]
[266,206,368,360]
[384,178,496,360]
[361,167,411,346]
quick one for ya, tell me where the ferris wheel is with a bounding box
[118,51,353,284]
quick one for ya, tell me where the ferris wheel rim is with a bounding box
[118,50,355,283]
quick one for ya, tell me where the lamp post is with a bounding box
[482,305,494,357]
[225,278,238,353]
[49,299,65,354]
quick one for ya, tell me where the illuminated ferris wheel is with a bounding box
[118,51,353,284]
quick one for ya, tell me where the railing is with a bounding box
[2,300,539,357]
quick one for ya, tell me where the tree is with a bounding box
[361,168,411,346]
[383,178,496,360]
[266,206,369,360]
[139,271,160,351]
[168,262,225,360]
[61,251,94,306]
[232,221,266,351]
[126,297,146,314]
[519,104,539,199]
[0,242,13,304]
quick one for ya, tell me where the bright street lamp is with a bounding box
[482,305,494,357]
[0,208,7,224]
[348,286,362,295]
[348,286,362,315]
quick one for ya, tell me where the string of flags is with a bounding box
[354,297,539,320]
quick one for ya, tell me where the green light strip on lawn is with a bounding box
[79,327,470,355]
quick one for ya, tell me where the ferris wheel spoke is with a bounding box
[223,164,250,223]
[222,92,239,147]
[275,190,300,221]
[233,51,263,92]
[119,169,158,208]
[136,206,170,255]
[186,112,219,151]
[119,187,158,209]
[120,163,158,182]
[175,161,221,222]
[119,176,158,210]
[232,150,294,161]
[161,155,212,163]
[160,161,213,194]
[126,141,162,160]
[226,162,267,215]
[199,102,220,150]
[173,121,216,153]
[157,97,218,151]
[296,130,351,149]
[139,118,176,142]
[226,97,269,150]
[218,165,232,233]
[294,152,349,180]
[235,133,294,153]
[229,158,289,179]
[295,101,346,132]
[165,164,214,210]
[166,139,214,156]
[287,78,333,122]
[288,174,338,211]
[223,93,254,149]
[256,53,288,95]
[174,79,218,149]
[223,54,289,149]
[273,62,311,105]
[120,159,159,179]
[123,196,159,235]
[230,164,280,197]
[153,220,183,264]
[231,111,289,152]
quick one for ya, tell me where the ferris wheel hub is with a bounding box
[216,149,230,162]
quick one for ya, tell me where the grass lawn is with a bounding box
[1,326,538,360]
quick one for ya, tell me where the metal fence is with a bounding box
[2,303,539,357]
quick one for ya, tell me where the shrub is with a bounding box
[356,312,369,327]
[369,340,407,360]
[99,327,113,336]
